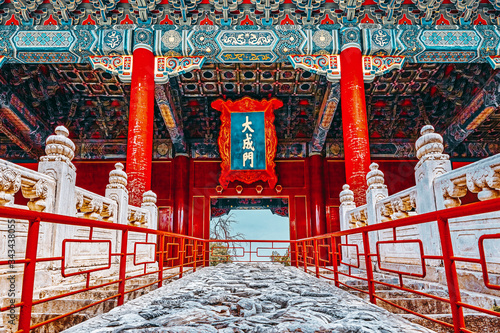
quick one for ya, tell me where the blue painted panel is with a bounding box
[230,112,266,170]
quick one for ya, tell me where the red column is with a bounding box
[309,154,326,236]
[126,47,155,206]
[340,47,371,206]
[173,154,190,235]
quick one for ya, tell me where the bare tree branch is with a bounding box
[210,213,244,240]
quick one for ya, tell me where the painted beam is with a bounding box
[2,25,500,67]
[0,25,339,65]
[363,27,500,65]
[325,139,417,159]
[0,85,51,157]
[442,70,500,153]
[0,26,133,64]
[310,82,340,153]
[154,84,188,154]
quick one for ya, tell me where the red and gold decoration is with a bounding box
[212,97,282,189]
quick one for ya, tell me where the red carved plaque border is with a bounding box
[211,97,282,189]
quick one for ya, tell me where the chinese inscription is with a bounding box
[230,112,265,170]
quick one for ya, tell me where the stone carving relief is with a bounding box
[128,208,147,226]
[466,164,500,201]
[21,178,49,212]
[76,189,116,221]
[0,166,21,206]
[377,188,418,221]
[349,208,367,228]
[436,157,500,208]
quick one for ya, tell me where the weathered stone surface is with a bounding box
[63,263,435,333]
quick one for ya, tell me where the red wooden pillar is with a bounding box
[340,29,371,205]
[309,154,326,236]
[173,154,190,235]
[126,46,155,206]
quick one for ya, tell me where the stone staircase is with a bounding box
[1,268,183,333]
[330,273,500,333]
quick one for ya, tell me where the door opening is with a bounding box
[209,198,290,264]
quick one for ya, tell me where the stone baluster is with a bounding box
[414,125,451,260]
[105,163,129,225]
[38,126,77,216]
[414,125,451,213]
[37,126,76,259]
[366,163,388,225]
[365,163,388,254]
[141,190,158,230]
[339,184,356,232]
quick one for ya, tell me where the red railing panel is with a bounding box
[133,242,157,266]
[338,243,360,268]
[376,239,426,278]
[478,234,500,290]
[62,239,113,277]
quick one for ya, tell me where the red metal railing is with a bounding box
[0,206,205,333]
[1,197,500,332]
[294,197,500,333]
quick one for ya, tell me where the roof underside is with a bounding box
[0,61,499,160]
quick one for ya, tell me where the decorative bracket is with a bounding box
[288,55,341,82]
[362,56,406,82]
[289,54,405,83]
[487,56,500,69]
[88,55,133,82]
[310,83,340,153]
[154,56,206,84]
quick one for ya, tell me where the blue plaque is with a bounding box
[230,112,266,170]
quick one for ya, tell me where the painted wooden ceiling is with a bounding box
[0,61,499,160]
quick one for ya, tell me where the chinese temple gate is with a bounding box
[1,0,500,243]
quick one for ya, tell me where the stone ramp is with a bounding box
[63,263,435,333]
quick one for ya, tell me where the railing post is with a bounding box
[117,229,128,306]
[313,239,320,278]
[293,241,298,268]
[203,240,208,267]
[331,235,340,288]
[179,237,185,278]
[18,217,41,333]
[157,234,164,288]
[437,216,465,333]
[193,240,197,272]
[302,241,307,273]
[362,230,376,304]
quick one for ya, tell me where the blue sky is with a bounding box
[211,209,290,261]
[230,209,289,240]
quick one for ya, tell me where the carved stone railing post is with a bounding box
[414,125,451,260]
[38,126,77,216]
[414,125,451,213]
[366,163,388,225]
[105,163,129,225]
[141,190,158,230]
[339,184,356,232]
[36,126,76,259]
[365,163,388,253]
